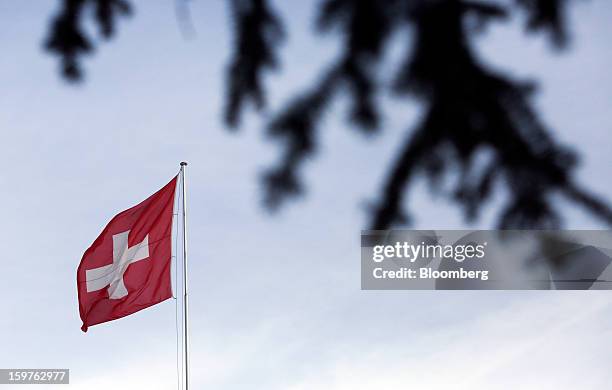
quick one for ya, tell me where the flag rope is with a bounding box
[174,171,184,390]
[180,162,190,390]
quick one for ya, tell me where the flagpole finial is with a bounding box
[180,161,188,166]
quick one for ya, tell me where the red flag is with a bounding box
[77,176,177,332]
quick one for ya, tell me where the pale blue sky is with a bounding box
[1,1,611,389]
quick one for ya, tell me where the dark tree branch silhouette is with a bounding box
[46,0,131,80]
[226,0,285,127]
[44,0,612,229]
[517,0,570,47]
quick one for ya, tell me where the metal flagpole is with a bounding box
[180,162,190,390]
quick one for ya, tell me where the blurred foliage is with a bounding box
[45,0,612,228]
[46,0,131,80]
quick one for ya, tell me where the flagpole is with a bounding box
[180,162,190,390]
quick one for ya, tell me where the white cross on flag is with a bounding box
[77,176,177,332]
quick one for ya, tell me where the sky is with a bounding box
[0,1,611,389]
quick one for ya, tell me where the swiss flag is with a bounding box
[77,176,177,332]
